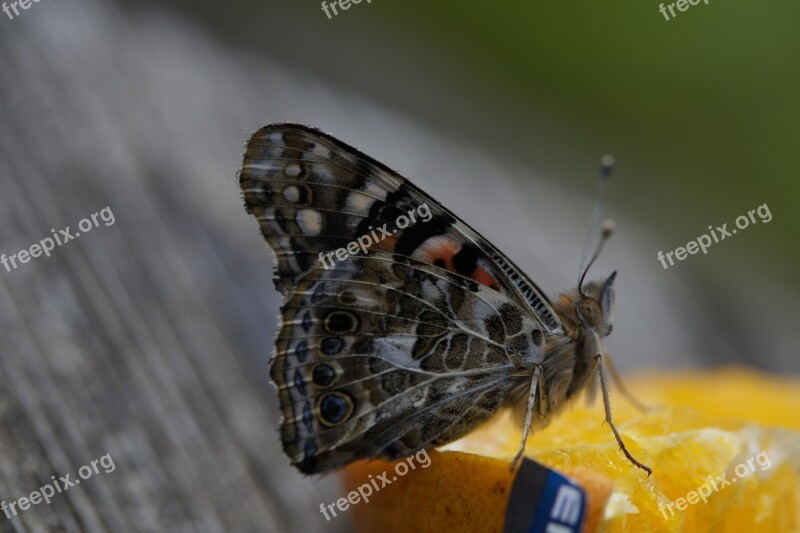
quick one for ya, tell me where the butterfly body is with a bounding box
[239,124,650,475]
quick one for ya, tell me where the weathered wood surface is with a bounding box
[0,1,793,532]
[0,3,345,531]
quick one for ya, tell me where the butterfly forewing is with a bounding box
[239,124,554,473]
[239,124,561,331]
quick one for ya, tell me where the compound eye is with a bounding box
[577,299,602,327]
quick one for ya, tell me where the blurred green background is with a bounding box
[155,0,799,284]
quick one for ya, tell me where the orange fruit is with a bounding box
[339,366,800,532]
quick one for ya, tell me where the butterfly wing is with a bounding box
[239,124,550,473]
[270,252,544,473]
[239,123,562,333]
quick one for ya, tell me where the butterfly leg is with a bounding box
[597,354,652,476]
[510,364,543,471]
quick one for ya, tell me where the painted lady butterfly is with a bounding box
[239,124,651,476]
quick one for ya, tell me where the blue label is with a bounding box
[504,459,587,533]
[527,470,586,533]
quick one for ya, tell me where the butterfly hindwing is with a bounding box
[271,252,545,473]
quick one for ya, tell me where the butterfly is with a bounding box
[238,123,651,476]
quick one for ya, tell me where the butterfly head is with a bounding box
[570,209,616,337]
[552,270,616,340]
[575,270,616,338]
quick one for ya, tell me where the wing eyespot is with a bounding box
[324,311,359,334]
[320,336,344,356]
[312,363,338,388]
[317,392,354,426]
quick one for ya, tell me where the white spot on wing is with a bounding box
[410,235,459,263]
[286,163,301,177]
[307,145,331,158]
[243,162,283,173]
[362,180,389,201]
[296,209,323,236]
[345,192,375,216]
[283,186,300,202]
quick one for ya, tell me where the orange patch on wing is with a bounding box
[371,235,398,252]
[411,237,501,291]
[472,265,501,291]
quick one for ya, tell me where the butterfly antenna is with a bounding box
[578,220,615,297]
[578,155,615,296]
